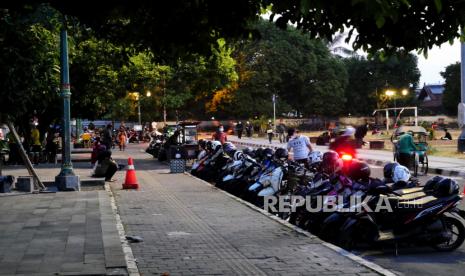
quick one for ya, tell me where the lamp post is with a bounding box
[132,91,151,126]
[55,26,80,191]
[458,42,465,152]
[385,88,409,128]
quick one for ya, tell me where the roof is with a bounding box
[417,84,444,109]
[428,85,444,95]
[394,126,427,135]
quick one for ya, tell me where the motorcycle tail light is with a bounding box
[341,154,353,161]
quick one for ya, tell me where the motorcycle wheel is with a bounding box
[431,216,465,252]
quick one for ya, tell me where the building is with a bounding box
[417,84,445,114]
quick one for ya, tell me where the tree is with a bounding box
[12,0,465,58]
[343,53,420,115]
[0,5,61,131]
[441,62,460,115]
[210,20,348,118]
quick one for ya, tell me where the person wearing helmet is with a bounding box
[329,126,356,158]
[212,125,228,144]
[321,151,343,175]
[396,131,418,168]
[287,128,313,167]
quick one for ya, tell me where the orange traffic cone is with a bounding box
[123,157,139,189]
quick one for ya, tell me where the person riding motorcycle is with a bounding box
[329,126,357,158]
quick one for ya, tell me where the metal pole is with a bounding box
[385,109,389,131]
[58,28,74,177]
[163,77,167,124]
[138,97,141,126]
[272,94,276,132]
[55,26,80,191]
[458,42,465,152]
[414,107,418,126]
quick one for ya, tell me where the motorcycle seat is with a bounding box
[391,187,423,195]
[389,191,427,201]
[396,196,438,209]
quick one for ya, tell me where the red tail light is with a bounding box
[341,154,353,161]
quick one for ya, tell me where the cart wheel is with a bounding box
[412,153,419,177]
[423,154,429,175]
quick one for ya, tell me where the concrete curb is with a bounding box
[231,139,465,178]
[105,183,141,276]
[185,172,396,276]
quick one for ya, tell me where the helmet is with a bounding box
[222,142,236,156]
[242,147,254,157]
[210,140,222,152]
[343,126,356,136]
[322,151,343,174]
[383,162,398,181]
[274,148,288,161]
[254,147,264,160]
[233,151,244,161]
[433,178,459,197]
[308,151,323,164]
[348,160,371,182]
[424,176,445,192]
[263,148,274,159]
[198,139,206,149]
[392,165,410,183]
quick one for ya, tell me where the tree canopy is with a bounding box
[5,0,465,59]
[441,62,461,115]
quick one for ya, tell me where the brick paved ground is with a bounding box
[0,165,127,275]
[110,147,382,276]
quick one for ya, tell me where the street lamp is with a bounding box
[130,91,151,126]
[401,89,409,96]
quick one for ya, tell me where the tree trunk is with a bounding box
[6,122,45,190]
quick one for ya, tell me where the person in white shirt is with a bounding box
[287,128,313,167]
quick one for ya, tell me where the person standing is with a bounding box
[6,130,19,165]
[102,124,113,151]
[235,121,244,139]
[245,121,253,138]
[266,120,274,144]
[118,130,127,151]
[354,122,368,148]
[396,131,418,168]
[212,125,228,144]
[276,119,287,143]
[287,128,313,167]
[30,124,41,165]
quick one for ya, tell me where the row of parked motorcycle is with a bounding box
[189,139,465,252]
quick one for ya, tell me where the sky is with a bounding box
[416,40,461,86]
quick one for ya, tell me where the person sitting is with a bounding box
[91,137,106,166]
[212,125,228,144]
[396,131,418,168]
[92,150,118,182]
[441,128,452,140]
